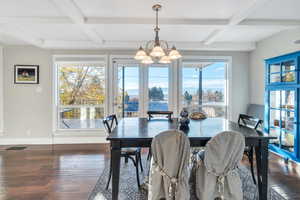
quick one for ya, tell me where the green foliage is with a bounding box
[149,86,164,101]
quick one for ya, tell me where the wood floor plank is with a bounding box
[0,144,299,200]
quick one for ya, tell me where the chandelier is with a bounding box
[134,4,182,64]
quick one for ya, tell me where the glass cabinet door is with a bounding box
[269,63,281,83]
[269,89,297,153]
[268,60,296,84]
[282,61,296,83]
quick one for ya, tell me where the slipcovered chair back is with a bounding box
[196,131,245,200]
[148,130,190,200]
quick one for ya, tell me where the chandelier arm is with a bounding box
[145,40,155,53]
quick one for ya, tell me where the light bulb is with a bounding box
[134,46,147,60]
[159,56,171,64]
[168,46,182,60]
[150,45,165,57]
[141,56,154,64]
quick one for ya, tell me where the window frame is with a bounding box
[178,56,232,120]
[52,55,108,133]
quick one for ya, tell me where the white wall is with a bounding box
[0,46,250,144]
[249,28,300,104]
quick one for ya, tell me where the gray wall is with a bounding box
[249,28,300,104]
[0,46,250,144]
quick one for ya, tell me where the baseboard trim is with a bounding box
[0,136,108,145]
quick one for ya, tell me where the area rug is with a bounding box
[88,156,286,200]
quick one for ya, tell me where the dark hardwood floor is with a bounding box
[0,144,300,200]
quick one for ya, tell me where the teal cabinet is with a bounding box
[265,51,300,162]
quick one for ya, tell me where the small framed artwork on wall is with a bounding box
[14,65,39,84]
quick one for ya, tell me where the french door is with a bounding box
[112,60,172,118]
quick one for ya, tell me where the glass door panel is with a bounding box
[281,110,295,131]
[282,60,296,72]
[270,90,281,108]
[116,64,140,118]
[270,73,281,83]
[270,63,281,73]
[282,61,296,82]
[281,131,295,153]
[148,65,169,111]
[281,90,295,110]
[269,128,280,145]
[282,71,295,83]
[269,89,297,154]
[270,109,280,128]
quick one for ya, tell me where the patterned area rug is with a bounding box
[89,156,286,200]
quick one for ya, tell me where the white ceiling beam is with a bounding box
[241,19,300,27]
[86,18,229,26]
[0,16,298,27]
[51,0,104,44]
[204,0,272,45]
[42,40,255,51]
[0,25,44,47]
[0,17,71,24]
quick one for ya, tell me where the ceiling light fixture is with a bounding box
[134,4,182,64]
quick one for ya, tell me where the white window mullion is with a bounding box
[178,59,183,116]
[141,64,148,117]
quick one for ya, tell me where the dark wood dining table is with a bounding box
[107,117,275,200]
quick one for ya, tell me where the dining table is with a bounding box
[107,117,276,200]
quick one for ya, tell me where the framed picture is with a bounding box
[14,65,39,84]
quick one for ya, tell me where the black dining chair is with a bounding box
[238,106,263,185]
[147,110,173,121]
[103,114,143,189]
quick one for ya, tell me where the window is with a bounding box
[115,64,140,118]
[55,59,106,130]
[148,64,170,111]
[182,61,227,118]
[53,55,231,132]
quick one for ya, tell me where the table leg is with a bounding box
[255,140,269,200]
[111,141,121,200]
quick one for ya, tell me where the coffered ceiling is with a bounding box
[0,0,299,51]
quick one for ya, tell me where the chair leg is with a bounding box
[135,154,141,188]
[106,159,112,190]
[248,147,256,185]
[138,152,143,172]
[128,156,140,188]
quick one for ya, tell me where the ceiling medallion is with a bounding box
[134,4,182,64]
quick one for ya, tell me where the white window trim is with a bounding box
[178,56,233,120]
[0,46,3,135]
[52,55,108,135]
